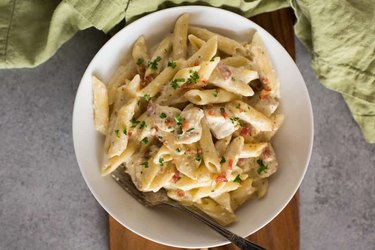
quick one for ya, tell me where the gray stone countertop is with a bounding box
[0,28,374,250]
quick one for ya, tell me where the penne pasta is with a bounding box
[93,16,283,226]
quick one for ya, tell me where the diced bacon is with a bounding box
[221,112,229,119]
[144,74,154,84]
[177,189,185,198]
[165,118,174,127]
[128,131,132,138]
[216,172,228,183]
[147,101,156,115]
[217,62,232,80]
[262,147,272,160]
[240,126,251,137]
[228,159,234,170]
[208,110,216,115]
[172,171,181,183]
[182,122,190,131]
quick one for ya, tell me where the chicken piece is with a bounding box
[204,105,236,139]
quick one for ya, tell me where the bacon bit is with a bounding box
[139,65,146,78]
[146,101,156,115]
[208,110,216,116]
[165,118,174,127]
[172,171,181,183]
[215,172,228,183]
[127,131,133,138]
[186,148,197,155]
[228,159,234,170]
[144,74,155,84]
[237,158,247,166]
[240,126,251,137]
[182,122,190,131]
[262,147,272,160]
[259,89,270,100]
[176,189,185,198]
[239,108,245,113]
[261,76,269,85]
[221,112,229,119]
[193,60,201,66]
[217,63,232,80]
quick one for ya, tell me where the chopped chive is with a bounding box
[141,161,149,168]
[186,70,200,84]
[236,103,241,109]
[143,94,151,102]
[176,148,181,153]
[220,156,226,163]
[195,155,202,161]
[170,78,185,89]
[114,129,120,138]
[159,112,167,119]
[257,159,268,174]
[220,107,225,113]
[123,128,127,135]
[140,137,149,144]
[139,121,147,129]
[130,118,140,128]
[136,58,144,65]
[186,127,194,133]
[212,89,218,97]
[231,76,236,81]
[174,115,182,125]
[167,60,177,68]
[159,157,164,166]
[233,174,241,183]
[147,56,161,70]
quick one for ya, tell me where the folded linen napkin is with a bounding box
[0,0,373,143]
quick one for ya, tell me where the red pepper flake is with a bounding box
[228,159,234,170]
[176,189,185,198]
[239,108,244,113]
[215,172,228,183]
[240,126,251,137]
[172,171,181,183]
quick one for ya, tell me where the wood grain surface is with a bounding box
[109,8,298,250]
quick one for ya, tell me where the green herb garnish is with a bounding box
[174,115,182,125]
[176,148,181,153]
[159,112,167,119]
[231,76,236,81]
[177,127,183,135]
[136,58,144,65]
[147,56,161,70]
[220,156,226,163]
[236,103,241,109]
[195,155,202,161]
[186,70,200,84]
[115,129,120,138]
[186,128,194,133]
[143,94,151,102]
[256,159,268,175]
[159,157,164,166]
[220,107,225,113]
[167,60,177,68]
[140,137,149,144]
[123,128,127,135]
[170,78,185,89]
[212,89,218,97]
[139,121,147,129]
[141,161,149,168]
[130,118,140,128]
[233,174,241,183]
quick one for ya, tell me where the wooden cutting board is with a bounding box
[109,8,298,250]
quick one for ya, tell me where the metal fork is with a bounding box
[112,167,266,250]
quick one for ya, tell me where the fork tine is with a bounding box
[111,167,153,207]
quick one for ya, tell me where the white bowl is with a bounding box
[73,6,313,249]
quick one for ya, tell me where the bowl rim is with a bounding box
[73,5,314,248]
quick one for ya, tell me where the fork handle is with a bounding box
[172,204,266,250]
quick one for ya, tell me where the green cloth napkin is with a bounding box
[0,0,374,143]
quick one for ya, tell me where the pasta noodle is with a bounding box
[92,14,284,226]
